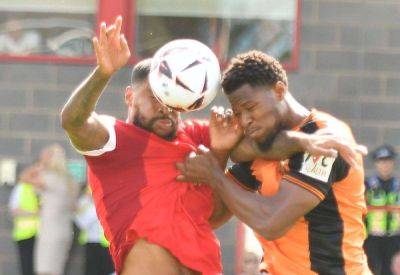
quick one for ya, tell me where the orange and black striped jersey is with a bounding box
[228,110,371,275]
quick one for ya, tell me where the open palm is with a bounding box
[93,16,131,77]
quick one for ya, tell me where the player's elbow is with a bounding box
[255,221,285,241]
[210,215,232,229]
[257,228,283,241]
[60,108,85,130]
[209,203,233,229]
[60,108,74,130]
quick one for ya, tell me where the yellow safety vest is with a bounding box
[78,230,110,247]
[12,183,39,241]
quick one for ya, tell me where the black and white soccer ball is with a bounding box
[149,39,221,112]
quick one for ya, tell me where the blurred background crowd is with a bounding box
[1,0,400,274]
[8,144,113,275]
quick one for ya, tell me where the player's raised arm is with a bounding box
[60,16,130,151]
[230,126,367,168]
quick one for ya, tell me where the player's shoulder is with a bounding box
[308,110,354,139]
[287,111,353,185]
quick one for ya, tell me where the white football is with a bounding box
[149,39,221,112]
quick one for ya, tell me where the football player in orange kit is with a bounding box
[177,51,371,275]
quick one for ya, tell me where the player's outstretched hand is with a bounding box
[93,16,131,77]
[298,131,368,169]
[176,145,222,186]
[209,106,243,152]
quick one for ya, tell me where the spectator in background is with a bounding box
[33,144,79,275]
[0,19,41,55]
[75,186,114,275]
[8,165,41,275]
[365,144,400,275]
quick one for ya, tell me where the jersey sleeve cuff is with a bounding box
[282,174,326,201]
[226,162,261,191]
[226,170,259,192]
[71,115,116,157]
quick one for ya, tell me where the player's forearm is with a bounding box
[256,131,304,160]
[231,131,305,162]
[209,207,232,229]
[61,66,111,129]
[210,170,277,235]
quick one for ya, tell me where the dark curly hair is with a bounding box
[221,50,288,94]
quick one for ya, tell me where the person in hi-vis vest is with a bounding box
[365,144,400,275]
[75,186,114,275]
[8,165,41,275]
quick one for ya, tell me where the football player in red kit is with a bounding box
[61,17,366,275]
[61,17,232,275]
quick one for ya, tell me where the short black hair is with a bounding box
[131,58,152,85]
[221,50,288,94]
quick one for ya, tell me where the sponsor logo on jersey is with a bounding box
[299,153,335,182]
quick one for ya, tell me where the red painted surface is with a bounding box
[97,0,130,31]
[286,0,302,71]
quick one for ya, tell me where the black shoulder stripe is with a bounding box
[227,162,261,191]
[332,156,350,182]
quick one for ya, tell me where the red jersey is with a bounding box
[83,118,221,274]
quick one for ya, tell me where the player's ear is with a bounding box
[125,86,134,106]
[273,81,287,101]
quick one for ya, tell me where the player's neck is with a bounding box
[281,92,310,129]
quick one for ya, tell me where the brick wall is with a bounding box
[296,0,400,170]
[1,0,400,274]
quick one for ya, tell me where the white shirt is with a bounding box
[75,193,105,243]
[8,184,23,213]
